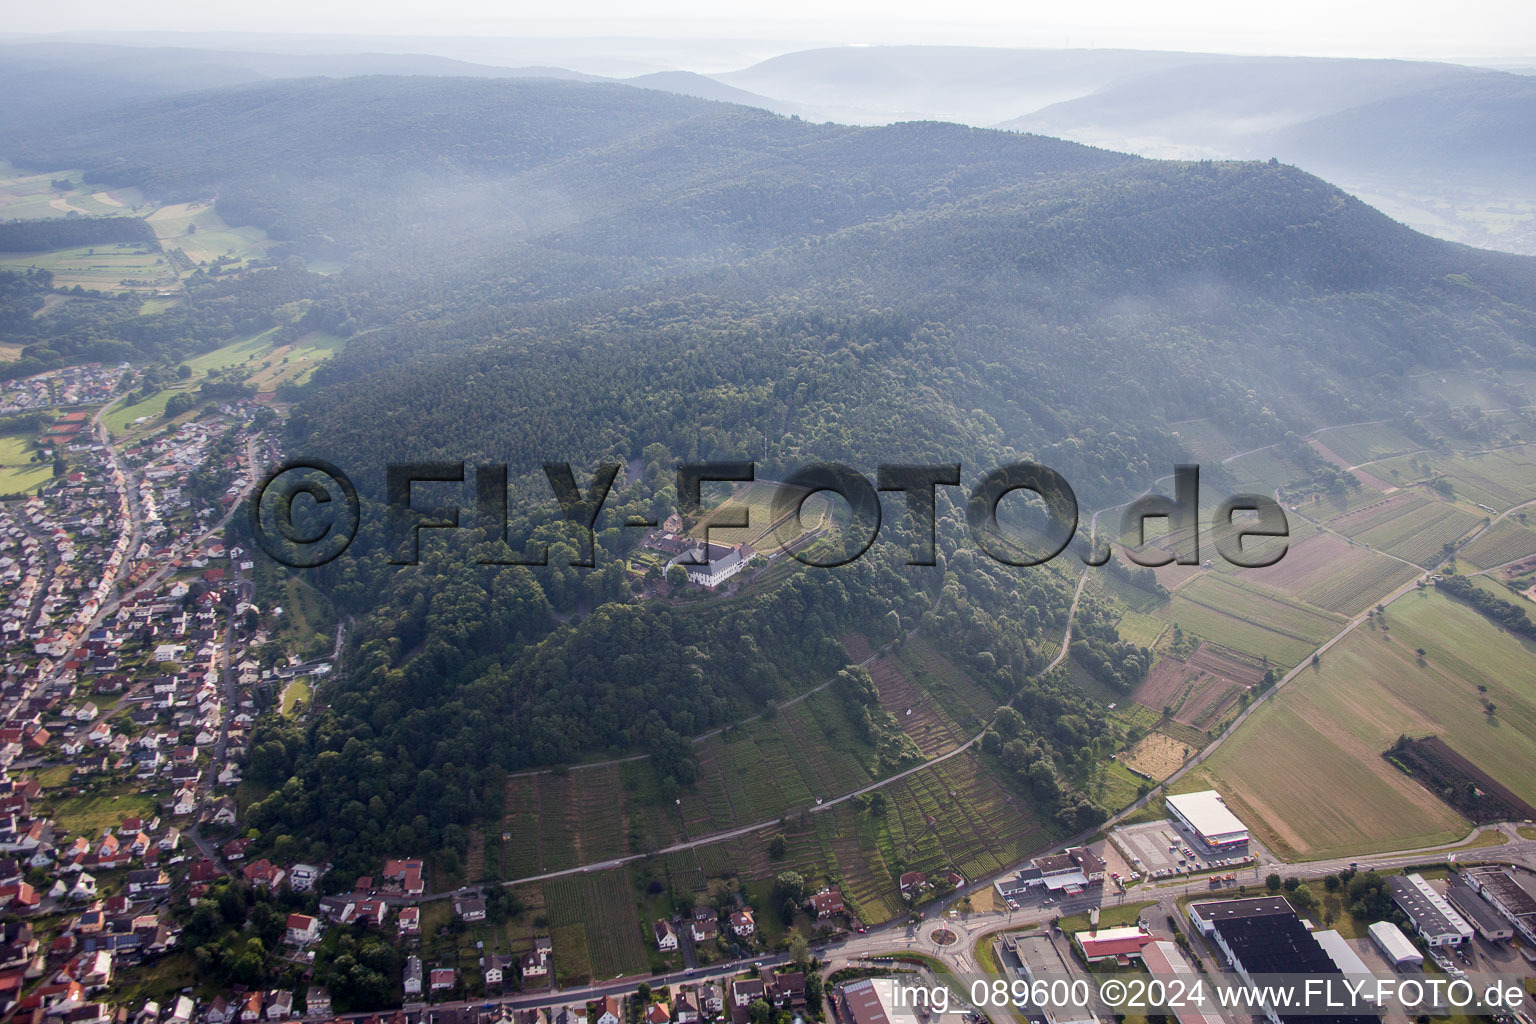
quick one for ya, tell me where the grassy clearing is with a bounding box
[104,327,293,438]
[0,432,52,493]
[1186,590,1536,860]
[47,783,163,837]
[280,677,312,717]
[103,385,190,437]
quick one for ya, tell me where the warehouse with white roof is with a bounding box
[1369,921,1423,969]
[1165,790,1250,848]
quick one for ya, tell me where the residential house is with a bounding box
[284,914,321,945]
[452,892,486,922]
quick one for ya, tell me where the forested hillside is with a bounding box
[6,74,1535,875]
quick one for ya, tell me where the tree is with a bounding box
[666,564,688,590]
[1265,873,1282,893]
[768,834,787,860]
[805,973,824,1014]
[788,934,810,970]
[749,1002,772,1024]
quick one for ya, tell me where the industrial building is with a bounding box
[1188,896,1375,1024]
[1312,930,1380,1002]
[1073,925,1154,964]
[1464,865,1536,947]
[1165,791,1250,848]
[1141,940,1228,1024]
[1368,921,1423,969]
[1386,873,1472,946]
[1445,877,1514,942]
[994,846,1106,899]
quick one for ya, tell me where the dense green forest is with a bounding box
[0,215,156,251]
[6,74,1536,878]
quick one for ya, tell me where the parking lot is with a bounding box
[1110,819,1260,880]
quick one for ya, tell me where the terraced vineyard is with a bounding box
[867,655,973,756]
[500,775,544,879]
[543,871,650,982]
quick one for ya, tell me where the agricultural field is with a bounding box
[1130,641,1266,730]
[0,242,177,292]
[1222,529,1418,615]
[245,331,346,390]
[1222,445,1304,494]
[1113,610,1168,648]
[1168,418,1238,462]
[105,327,342,437]
[1372,447,1536,514]
[905,634,1005,721]
[147,202,270,268]
[1460,518,1536,570]
[1151,573,1346,668]
[723,749,1058,925]
[1310,421,1421,467]
[686,688,880,830]
[1185,590,1536,860]
[103,385,190,437]
[542,870,649,982]
[0,432,53,493]
[1118,730,1191,781]
[0,162,147,220]
[1330,491,1481,567]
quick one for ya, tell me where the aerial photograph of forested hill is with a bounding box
[2,1,1535,1021]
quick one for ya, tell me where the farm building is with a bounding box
[1445,878,1514,942]
[1368,921,1423,969]
[1166,791,1249,848]
[1387,873,1472,946]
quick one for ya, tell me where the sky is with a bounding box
[4,0,1535,66]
